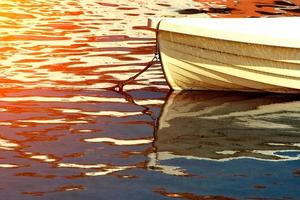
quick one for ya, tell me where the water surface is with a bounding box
[1,0,300,199]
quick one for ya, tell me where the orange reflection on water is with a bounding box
[1,0,300,199]
[194,0,300,17]
[0,0,165,90]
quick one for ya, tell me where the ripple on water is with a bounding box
[1,0,300,199]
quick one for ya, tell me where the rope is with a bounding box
[109,19,163,92]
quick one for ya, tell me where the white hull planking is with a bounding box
[151,18,300,93]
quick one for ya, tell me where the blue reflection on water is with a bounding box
[149,158,300,199]
[274,151,300,158]
[1,0,300,199]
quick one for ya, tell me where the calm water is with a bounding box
[1,0,300,199]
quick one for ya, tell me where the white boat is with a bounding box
[148,17,300,93]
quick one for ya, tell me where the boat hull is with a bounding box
[158,30,300,93]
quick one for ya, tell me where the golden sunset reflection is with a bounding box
[29,154,57,163]
[56,108,143,117]
[1,0,300,199]
[0,138,19,150]
[0,163,19,168]
[18,119,89,124]
[58,163,106,169]
[0,96,128,103]
[84,137,153,145]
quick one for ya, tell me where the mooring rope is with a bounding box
[109,19,163,92]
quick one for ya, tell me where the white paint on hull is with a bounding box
[154,20,300,93]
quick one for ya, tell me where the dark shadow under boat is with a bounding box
[152,91,300,163]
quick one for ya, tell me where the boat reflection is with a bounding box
[149,91,300,175]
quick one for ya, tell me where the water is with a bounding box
[1,0,300,199]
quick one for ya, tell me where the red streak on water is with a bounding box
[194,0,300,17]
[97,2,119,7]
[0,1,299,199]
[0,35,70,41]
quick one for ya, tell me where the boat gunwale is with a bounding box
[149,17,300,49]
